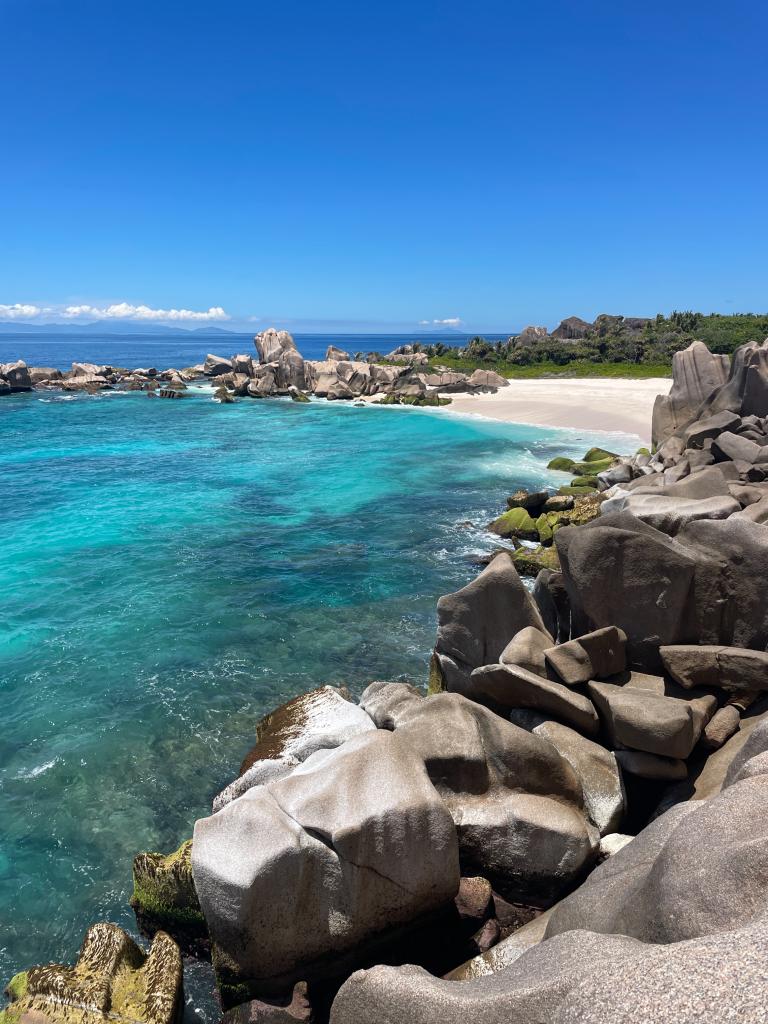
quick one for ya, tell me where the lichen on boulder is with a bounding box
[0,924,182,1024]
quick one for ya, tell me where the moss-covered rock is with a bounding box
[512,545,561,577]
[487,506,538,540]
[570,475,599,488]
[558,484,597,496]
[571,457,615,476]
[546,456,575,472]
[582,446,619,462]
[0,924,182,1024]
[131,840,208,956]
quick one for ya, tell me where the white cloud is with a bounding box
[0,303,45,319]
[419,317,464,327]
[62,302,230,322]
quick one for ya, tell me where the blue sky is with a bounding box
[0,0,766,333]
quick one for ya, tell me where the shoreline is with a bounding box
[428,377,670,443]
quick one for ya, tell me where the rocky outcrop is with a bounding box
[432,551,548,695]
[359,685,599,902]
[329,770,768,1024]
[325,345,350,361]
[130,839,207,954]
[0,924,183,1024]
[515,326,549,346]
[192,730,460,993]
[652,340,729,445]
[551,316,593,341]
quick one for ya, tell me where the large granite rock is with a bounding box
[469,663,600,736]
[651,341,729,446]
[660,644,768,692]
[130,839,207,953]
[599,493,740,535]
[499,626,553,676]
[556,512,768,671]
[543,626,626,685]
[358,684,598,902]
[254,329,306,390]
[0,359,32,387]
[551,316,592,341]
[432,552,548,696]
[0,923,183,1024]
[587,680,702,758]
[204,353,234,376]
[192,729,460,990]
[532,719,624,835]
[467,369,509,389]
[330,772,768,1024]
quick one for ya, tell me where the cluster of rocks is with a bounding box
[515,313,651,346]
[0,330,515,407]
[5,335,768,1024]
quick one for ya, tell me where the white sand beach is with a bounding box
[443,377,671,442]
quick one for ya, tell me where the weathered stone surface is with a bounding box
[204,353,233,376]
[682,409,741,448]
[731,493,768,522]
[467,369,509,389]
[702,704,741,750]
[469,663,600,736]
[432,551,547,696]
[598,832,633,859]
[515,325,549,346]
[232,354,256,376]
[711,429,768,464]
[222,982,312,1024]
[254,328,297,364]
[130,839,206,952]
[546,772,768,943]
[499,626,554,676]
[556,512,768,671]
[544,626,626,685]
[370,688,598,901]
[587,680,700,758]
[0,359,32,387]
[532,569,570,644]
[532,720,624,835]
[325,345,350,361]
[599,493,740,535]
[27,366,63,384]
[0,923,183,1024]
[193,729,460,989]
[651,340,730,446]
[660,644,768,692]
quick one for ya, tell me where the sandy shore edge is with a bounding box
[421,377,671,443]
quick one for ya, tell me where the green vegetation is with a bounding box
[422,311,768,379]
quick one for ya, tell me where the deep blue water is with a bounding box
[0,332,510,372]
[0,362,637,1018]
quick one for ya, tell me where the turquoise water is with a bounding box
[0,386,637,1016]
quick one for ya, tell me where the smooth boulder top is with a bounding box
[499,626,554,676]
[254,327,300,364]
[599,493,740,535]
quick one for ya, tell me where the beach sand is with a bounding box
[441,377,671,442]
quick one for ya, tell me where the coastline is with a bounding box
[429,377,670,443]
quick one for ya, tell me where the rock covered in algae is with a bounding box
[131,840,208,955]
[0,923,182,1024]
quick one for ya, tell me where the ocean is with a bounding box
[0,331,512,372]
[0,335,639,1018]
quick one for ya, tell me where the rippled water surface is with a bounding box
[0,385,637,1016]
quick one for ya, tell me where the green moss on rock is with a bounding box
[512,545,561,577]
[546,456,575,472]
[131,840,208,954]
[583,446,619,462]
[487,506,538,540]
[558,484,597,496]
